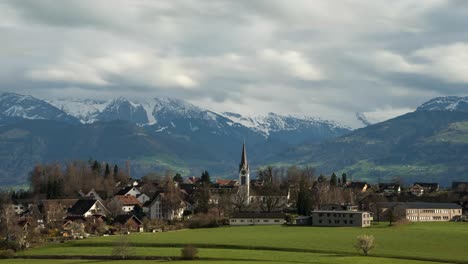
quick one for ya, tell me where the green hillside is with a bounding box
[280,111,468,185]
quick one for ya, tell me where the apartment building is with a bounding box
[310,210,373,227]
[373,202,462,222]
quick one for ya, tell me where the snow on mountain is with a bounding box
[95,97,149,124]
[0,92,79,123]
[417,96,468,112]
[46,98,109,123]
[222,112,350,136]
[2,92,351,140]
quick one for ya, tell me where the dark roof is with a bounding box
[116,186,134,195]
[379,183,401,189]
[239,143,248,172]
[376,202,462,209]
[348,182,368,189]
[114,214,142,225]
[68,200,97,215]
[231,212,285,219]
[414,182,439,188]
[250,185,289,196]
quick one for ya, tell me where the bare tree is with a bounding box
[112,235,135,259]
[355,234,375,256]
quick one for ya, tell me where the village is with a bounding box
[1,143,467,250]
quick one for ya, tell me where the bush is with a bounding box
[0,240,20,251]
[355,234,375,256]
[181,245,198,260]
[0,249,15,258]
[188,213,219,229]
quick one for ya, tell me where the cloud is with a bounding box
[1,0,468,128]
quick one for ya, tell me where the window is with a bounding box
[274,220,280,223]
[350,220,354,224]
[318,220,322,224]
[334,220,340,224]
[328,220,332,224]
[231,220,236,223]
[240,220,244,223]
[263,220,269,223]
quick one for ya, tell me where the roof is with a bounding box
[230,212,285,219]
[239,143,248,172]
[216,179,238,186]
[414,182,439,188]
[114,195,142,206]
[378,183,401,189]
[376,202,462,209]
[113,214,142,225]
[250,185,289,196]
[347,182,368,189]
[311,210,369,214]
[116,186,136,195]
[68,200,97,215]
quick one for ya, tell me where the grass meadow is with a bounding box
[3,222,467,264]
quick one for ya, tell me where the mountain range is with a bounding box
[0,92,350,186]
[280,96,468,186]
[1,92,468,187]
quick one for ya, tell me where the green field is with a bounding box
[4,222,468,264]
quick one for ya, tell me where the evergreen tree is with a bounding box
[173,173,183,183]
[92,160,101,174]
[330,173,337,186]
[113,164,119,176]
[341,173,347,185]
[105,163,111,178]
[318,174,326,182]
[200,170,211,184]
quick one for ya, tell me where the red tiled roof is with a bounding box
[115,195,142,206]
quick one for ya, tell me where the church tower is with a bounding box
[238,142,250,204]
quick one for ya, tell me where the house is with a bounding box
[115,186,141,197]
[373,202,463,222]
[148,192,187,220]
[216,179,239,187]
[310,210,373,227]
[347,182,368,193]
[111,195,142,213]
[378,183,401,196]
[229,212,286,226]
[12,204,26,215]
[413,182,439,193]
[136,193,151,204]
[68,199,110,219]
[452,182,468,193]
[113,214,143,232]
[79,188,104,201]
[410,184,425,197]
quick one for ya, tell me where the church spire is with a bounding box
[239,142,248,172]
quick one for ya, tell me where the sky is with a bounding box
[1,0,468,128]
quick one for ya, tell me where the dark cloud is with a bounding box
[1,0,468,128]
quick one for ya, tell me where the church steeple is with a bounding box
[239,142,249,172]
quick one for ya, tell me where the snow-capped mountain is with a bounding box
[417,96,468,112]
[45,98,108,123]
[222,112,349,137]
[1,92,351,141]
[0,92,79,123]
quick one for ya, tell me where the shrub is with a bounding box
[0,240,20,251]
[355,234,375,256]
[188,213,219,229]
[181,245,198,260]
[0,249,15,258]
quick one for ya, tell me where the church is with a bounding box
[236,143,290,211]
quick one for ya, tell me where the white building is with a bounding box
[229,212,286,226]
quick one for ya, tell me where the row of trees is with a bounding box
[28,160,130,200]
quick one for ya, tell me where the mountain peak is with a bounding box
[417,96,468,112]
